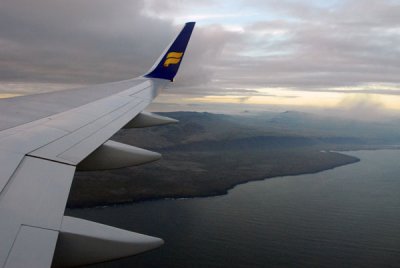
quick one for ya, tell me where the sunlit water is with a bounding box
[67,150,400,267]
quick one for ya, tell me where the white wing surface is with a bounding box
[0,22,195,268]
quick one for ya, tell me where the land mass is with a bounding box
[67,111,400,208]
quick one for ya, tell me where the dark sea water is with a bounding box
[67,150,400,268]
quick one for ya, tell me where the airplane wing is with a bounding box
[0,22,195,268]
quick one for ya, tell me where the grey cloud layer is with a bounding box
[0,0,177,84]
[0,0,399,98]
[223,0,400,90]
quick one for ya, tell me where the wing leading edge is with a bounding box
[0,22,195,267]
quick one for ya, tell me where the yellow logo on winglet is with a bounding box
[163,52,183,67]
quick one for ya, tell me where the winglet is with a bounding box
[144,22,195,81]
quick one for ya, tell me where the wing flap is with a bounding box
[4,226,58,268]
[0,157,75,267]
[0,152,24,193]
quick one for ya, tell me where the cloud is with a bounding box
[233,0,400,91]
[0,0,163,83]
[164,86,260,96]
[173,24,241,88]
[0,0,240,100]
[0,0,400,112]
[0,0,230,86]
[330,94,391,121]
[293,88,400,96]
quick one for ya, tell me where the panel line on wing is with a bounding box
[2,223,62,267]
[28,98,146,165]
[27,100,134,156]
[53,99,143,157]
[2,220,21,268]
[27,155,76,167]
[127,86,153,98]
[27,82,153,154]
[4,225,58,268]
[0,152,25,198]
[57,100,148,163]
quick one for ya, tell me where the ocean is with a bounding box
[67,150,400,267]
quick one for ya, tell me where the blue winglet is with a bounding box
[144,22,196,82]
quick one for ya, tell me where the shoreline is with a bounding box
[68,151,360,209]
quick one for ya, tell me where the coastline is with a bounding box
[66,111,400,209]
[65,149,400,268]
[67,151,359,208]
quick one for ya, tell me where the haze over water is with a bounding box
[69,150,400,267]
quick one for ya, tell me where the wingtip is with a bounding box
[184,22,196,30]
[144,22,196,81]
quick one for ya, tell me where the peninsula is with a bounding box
[67,111,399,208]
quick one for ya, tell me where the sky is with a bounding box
[0,0,400,118]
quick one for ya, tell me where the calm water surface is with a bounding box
[68,150,400,267]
